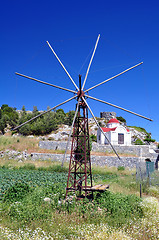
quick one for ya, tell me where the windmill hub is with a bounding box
[77,90,85,98]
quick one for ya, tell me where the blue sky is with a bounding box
[1,0,159,141]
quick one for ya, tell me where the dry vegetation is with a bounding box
[0,135,64,154]
[1,135,137,157]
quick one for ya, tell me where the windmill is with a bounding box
[14,34,152,199]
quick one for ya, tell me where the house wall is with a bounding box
[111,126,131,146]
[97,128,109,144]
[97,126,131,146]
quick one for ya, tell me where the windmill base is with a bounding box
[66,184,109,200]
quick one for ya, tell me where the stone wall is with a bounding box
[37,141,158,169]
[39,141,71,150]
[92,143,152,157]
[31,152,143,169]
[39,141,155,158]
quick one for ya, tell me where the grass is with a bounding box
[0,135,159,239]
[0,135,65,154]
[1,135,137,157]
[91,150,138,157]
[0,159,158,239]
[128,126,148,134]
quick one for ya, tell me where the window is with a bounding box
[118,133,124,144]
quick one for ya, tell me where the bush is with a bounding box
[134,138,144,145]
[144,137,156,143]
[90,134,97,142]
[147,186,159,197]
[94,191,143,226]
[117,116,126,123]
[117,166,125,171]
[3,182,32,202]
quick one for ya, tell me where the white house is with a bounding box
[97,118,131,146]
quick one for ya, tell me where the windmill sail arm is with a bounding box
[61,99,80,167]
[82,97,121,160]
[85,94,153,122]
[85,62,143,93]
[46,41,79,91]
[82,34,100,90]
[15,72,76,94]
[12,95,76,131]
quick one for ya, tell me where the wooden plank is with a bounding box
[83,184,110,192]
[91,184,103,190]
[98,184,109,191]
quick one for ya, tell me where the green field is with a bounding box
[0,136,159,239]
[0,162,158,239]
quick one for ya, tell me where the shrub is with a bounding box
[144,137,156,143]
[94,191,142,226]
[117,166,125,171]
[19,163,36,170]
[90,134,97,142]
[3,182,32,202]
[147,186,159,197]
[117,116,126,123]
[134,138,144,145]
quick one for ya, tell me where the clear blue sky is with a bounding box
[1,0,159,141]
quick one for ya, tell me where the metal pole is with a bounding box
[79,75,81,97]
[12,95,76,131]
[46,41,79,91]
[85,62,143,93]
[82,34,100,90]
[61,99,80,167]
[140,184,142,198]
[85,94,153,122]
[15,72,77,94]
[82,97,121,160]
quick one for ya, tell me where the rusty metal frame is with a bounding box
[66,99,93,198]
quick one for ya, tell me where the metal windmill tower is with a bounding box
[14,34,152,199]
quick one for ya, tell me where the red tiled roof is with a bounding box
[108,118,119,124]
[101,127,117,132]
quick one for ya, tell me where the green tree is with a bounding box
[18,124,31,136]
[32,106,39,117]
[144,133,155,144]
[0,104,19,134]
[21,105,26,117]
[0,115,9,134]
[43,111,58,134]
[65,110,75,126]
[56,109,66,125]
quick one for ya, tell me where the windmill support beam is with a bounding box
[66,96,93,199]
[62,99,80,167]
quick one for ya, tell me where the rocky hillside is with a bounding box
[41,118,156,146]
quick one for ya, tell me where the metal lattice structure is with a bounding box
[14,34,153,198]
[66,80,93,198]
